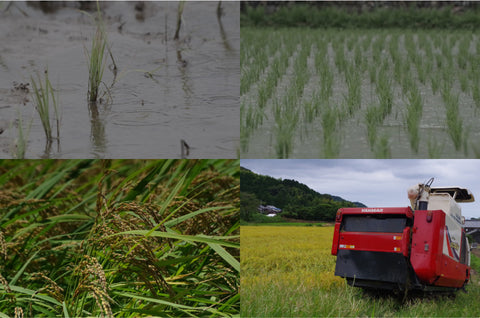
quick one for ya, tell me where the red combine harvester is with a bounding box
[331,178,474,293]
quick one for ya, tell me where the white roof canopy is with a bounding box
[430,187,475,203]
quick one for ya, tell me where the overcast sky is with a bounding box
[241,159,480,220]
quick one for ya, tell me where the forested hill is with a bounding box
[240,167,366,221]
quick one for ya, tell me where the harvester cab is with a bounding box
[331,178,474,293]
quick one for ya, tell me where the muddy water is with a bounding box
[0,1,239,158]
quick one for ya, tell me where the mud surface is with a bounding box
[0,1,239,158]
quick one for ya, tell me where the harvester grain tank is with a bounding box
[331,178,474,292]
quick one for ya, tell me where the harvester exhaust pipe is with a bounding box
[407,177,434,211]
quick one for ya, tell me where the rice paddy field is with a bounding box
[241,225,480,317]
[241,28,480,158]
[0,159,239,317]
[0,2,239,159]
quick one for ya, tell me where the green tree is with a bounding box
[241,192,261,222]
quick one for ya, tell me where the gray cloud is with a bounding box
[241,159,480,219]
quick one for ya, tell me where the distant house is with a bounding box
[258,205,282,215]
[465,220,480,244]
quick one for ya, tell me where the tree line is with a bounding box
[240,167,364,222]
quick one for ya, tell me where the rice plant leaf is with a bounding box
[63,301,70,318]
[113,291,196,310]
[123,161,169,201]
[25,161,78,199]
[0,313,9,318]
[207,242,239,272]
[10,250,41,285]
[47,214,92,222]
[163,206,231,228]
[1,285,62,306]
[114,230,239,248]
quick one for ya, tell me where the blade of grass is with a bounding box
[207,243,240,272]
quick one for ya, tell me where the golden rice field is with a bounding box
[241,226,342,291]
[241,225,480,317]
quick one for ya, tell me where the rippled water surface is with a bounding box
[0,1,239,158]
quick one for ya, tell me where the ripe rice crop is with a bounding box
[241,28,480,158]
[241,225,480,317]
[0,160,239,317]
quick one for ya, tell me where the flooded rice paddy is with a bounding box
[0,1,239,158]
[241,28,480,158]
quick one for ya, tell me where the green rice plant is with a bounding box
[376,67,393,118]
[174,0,185,40]
[318,60,333,100]
[274,98,299,158]
[430,74,440,95]
[427,136,443,158]
[365,106,382,150]
[344,63,361,115]
[346,36,356,52]
[354,44,364,71]
[303,99,316,124]
[86,4,108,103]
[463,126,470,157]
[368,64,377,84]
[12,109,32,159]
[416,60,427,85]
[322,107,340,158]
[472,75,480,109]
[30,70,60,144]
[0,160,239,317]
[333,41,347,74]
[442,87,463,151]
[405,87,423,153]
[374,135,391,159]
[459,71,469,93]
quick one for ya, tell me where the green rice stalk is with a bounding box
[174,0,185,40]
[12,109,31,159]
[86,3,108,103]
[31,70,59,144]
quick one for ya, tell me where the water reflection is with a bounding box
[88,102,107,157]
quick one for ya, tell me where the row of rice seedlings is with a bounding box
[353,43,366,73]
[376,65,393,118]
[30,69,60,144]
[459,71,470,94]
[316,47,334,100]
[273,92,299,158]
[257,54,284,109]
[374,135,391,159]
[303,90,322,124]
[240,31,270,95]
[389,33,401,68]
[321,106,340,158]
[271,43,312,158]
[344,62,361,116]
[292,44,311,98]
[431,72,441,95]
[240,100,267,148]
[441,86,463,151]
[332,40,348,74]
[428,136,444,158]
[371,35,386,65]
[472,74,480,109]
[365,105,383,150]
[405,85,423,153]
